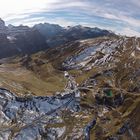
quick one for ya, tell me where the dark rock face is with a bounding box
[12,29,47,54]
[0,19,48,58]
[0,18,5,26]
[0,18,7,34]
[33,23,64,38]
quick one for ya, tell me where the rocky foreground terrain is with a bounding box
[0,19,139,140]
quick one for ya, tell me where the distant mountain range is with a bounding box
[0,19,47,58]
[0,18,140,139]
[33,23,115,47]
[0,18,115,58]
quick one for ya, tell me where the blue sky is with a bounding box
[0,0,140,36]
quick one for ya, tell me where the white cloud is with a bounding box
[78,2,140,28]
[4,14,29,22]
[102,13,140,28]
[11,17,47,26]
[48,18,77,27]
[0,0,59,18]
[24,17,78,27]
[129,0,140,8]
[119,27,140,37]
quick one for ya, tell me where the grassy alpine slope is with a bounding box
[0,36,139,139]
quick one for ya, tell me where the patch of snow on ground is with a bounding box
[64,38,127,69]
[7,36,17,42]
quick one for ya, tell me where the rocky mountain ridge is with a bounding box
[33,23,115,47]
[0,18,115,59]
[18,35,139,139]
[0,18,139,140]
[0,18,48,58]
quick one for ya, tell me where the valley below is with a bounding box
[0,19,139,140]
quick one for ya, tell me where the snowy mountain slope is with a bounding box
[0,35,140,139]
[52,36,138,71]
